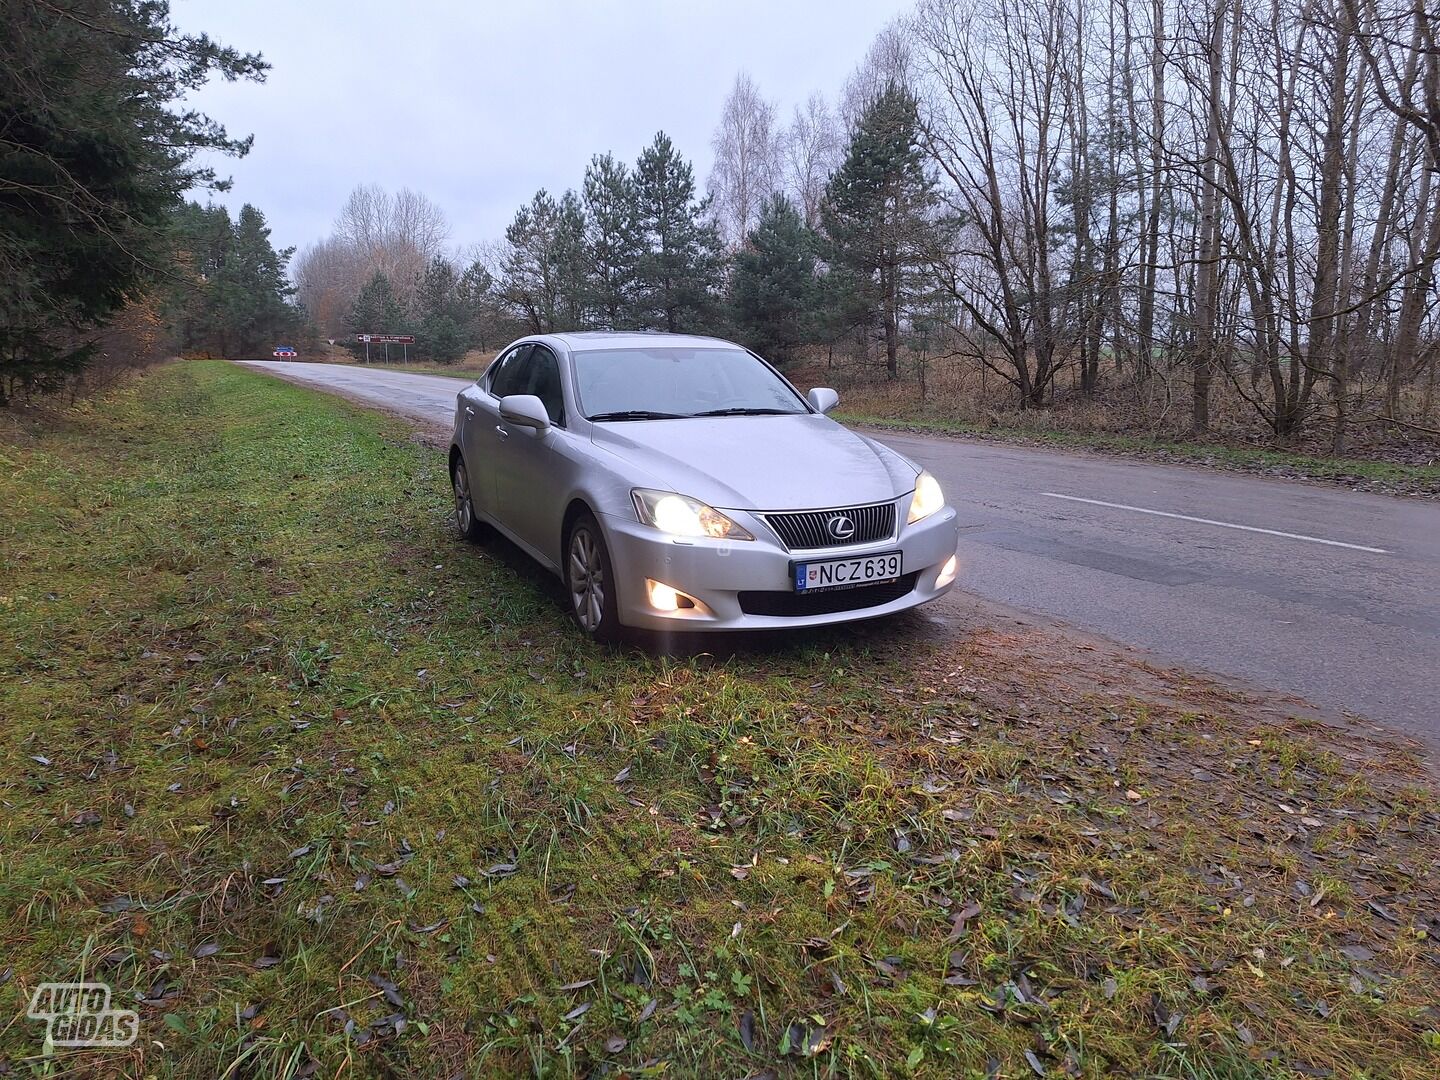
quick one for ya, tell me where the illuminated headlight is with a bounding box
[906,470,946,524]
[632,489,754,541]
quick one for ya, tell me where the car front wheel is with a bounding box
[565,512,621,643]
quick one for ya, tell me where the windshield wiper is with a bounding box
[690,407,797,417]
[587,410,687,422]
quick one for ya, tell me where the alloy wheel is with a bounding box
[568,526,605,632]
[453,461,476,538]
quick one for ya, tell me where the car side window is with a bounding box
[526,345,565,426]
[487,344,532,398]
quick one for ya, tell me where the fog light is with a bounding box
[647,580,680,611]
[646,579,697,612]
[936,554,959,588]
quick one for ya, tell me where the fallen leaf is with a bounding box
[368,974,404,1008]
[946,899,982,941]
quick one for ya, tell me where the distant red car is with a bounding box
[272,346,297,358]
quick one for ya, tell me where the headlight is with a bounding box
[632,489,754,541]
[906,470,945,524]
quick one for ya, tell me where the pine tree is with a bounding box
[417,255,465,363]
[171,202,235,355]
[456,259,498,351]
[347,271,406,351]
[217,204,297,354]
[633,132,724,332]
[730,195,819,364]
[820,83,938,378]
[553,190,589,329]
[170,202,296,357]
[1,0,265,398]
[499,190,588,333]
[582,154,643,328]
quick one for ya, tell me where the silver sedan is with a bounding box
[448,332,960,641]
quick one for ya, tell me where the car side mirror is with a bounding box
[807,387,840,415]
[499,394,551,431]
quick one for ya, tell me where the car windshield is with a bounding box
[573,347,808,420]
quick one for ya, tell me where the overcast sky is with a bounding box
[175,0,908,259]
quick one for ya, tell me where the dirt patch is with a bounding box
[915,592,1438,778]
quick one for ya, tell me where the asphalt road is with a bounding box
[243,361,1440,746]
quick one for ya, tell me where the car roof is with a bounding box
[546,331,741,353]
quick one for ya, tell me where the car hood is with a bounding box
[590,414,918,511]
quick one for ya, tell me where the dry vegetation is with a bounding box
[807,352,1440,495]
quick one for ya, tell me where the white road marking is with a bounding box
[1039,493,1390,554]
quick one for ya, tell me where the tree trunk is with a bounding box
[1391,164,1440,415]
[1192,0,1227,433]
[1311,0,1353,452]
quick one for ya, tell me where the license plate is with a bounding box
[794,551,902,592]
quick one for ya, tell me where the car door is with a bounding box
[492,343,570,563]
[459,343,531,522]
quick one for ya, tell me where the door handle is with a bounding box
[495,425,509,440]
[464,406,475,416]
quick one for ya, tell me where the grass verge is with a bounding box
[2,360,1437,1078]
[324,360,480,381]
[835,412,1440,496]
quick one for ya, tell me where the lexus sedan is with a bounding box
[448,332,960,641]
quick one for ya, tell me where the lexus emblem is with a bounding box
[826,514,856,540]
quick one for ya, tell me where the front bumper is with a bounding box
[600,501,960,631]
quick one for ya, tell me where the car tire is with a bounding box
[564,512,622,643]
[451,457,487,542]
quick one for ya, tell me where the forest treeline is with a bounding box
[0,1,287,402]
[4,0,1438,453]
[297,0,1440,450]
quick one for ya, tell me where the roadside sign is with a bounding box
[355,333,413,363]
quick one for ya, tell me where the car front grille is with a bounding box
[738,573,919,617]
[761,501,896,550]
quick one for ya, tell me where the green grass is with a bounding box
[835,411,1440,491]
[2,360,1438,1077]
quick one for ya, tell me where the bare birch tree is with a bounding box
[708,73,780,248]
[782,92,842,228]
